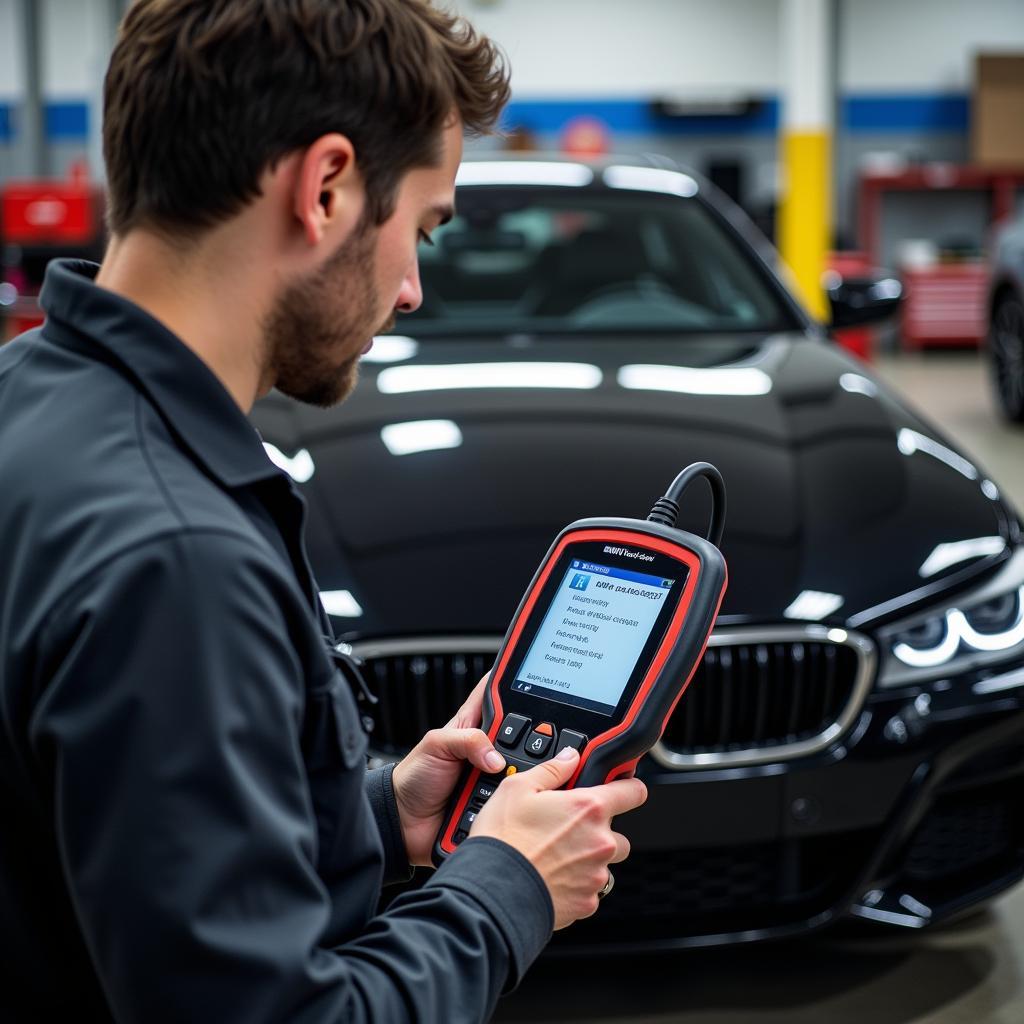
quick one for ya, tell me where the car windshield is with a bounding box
[404,186,795,336]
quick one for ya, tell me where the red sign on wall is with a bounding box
[1,181,101,245]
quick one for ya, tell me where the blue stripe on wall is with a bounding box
[0,94,972,145]
[842,94,969,133]
[501,98,780,136]
[45,101,89,140]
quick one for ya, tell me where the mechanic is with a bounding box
[0,1,647,1021]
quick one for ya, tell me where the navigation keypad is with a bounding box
[496,714,530,748]
[524,729,554,759]
[450,716,590,847]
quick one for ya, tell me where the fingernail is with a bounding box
[557,745,579,761]
[485,750,505,772]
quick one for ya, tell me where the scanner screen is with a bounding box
[512,559,677,716]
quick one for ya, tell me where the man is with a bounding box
[0,2,646,1021]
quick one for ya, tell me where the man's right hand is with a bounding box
[469,746,648,929]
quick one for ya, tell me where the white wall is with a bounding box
[0,0,24,100]
[455,0,1024,97]
[2,0,1022,102]
[41,0,111,100]
[453,0,781,97]
[839,0,1024,92]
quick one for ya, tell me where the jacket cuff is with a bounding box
[364,764,414,885]
[428,836,554,988]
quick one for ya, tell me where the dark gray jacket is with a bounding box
[0,260,552,1022]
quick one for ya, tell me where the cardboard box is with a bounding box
[973,54,1024,168]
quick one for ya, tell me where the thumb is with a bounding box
[528,745,580,790]
[427,726,506,774]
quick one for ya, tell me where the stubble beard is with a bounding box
[264,218,385,409]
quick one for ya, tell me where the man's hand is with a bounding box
[392,676,505,867]
[470,749,647,929]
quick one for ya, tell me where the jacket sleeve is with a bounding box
[363,764,414,886]
[31,529,552,1024]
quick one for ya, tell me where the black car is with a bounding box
[988,211,1024,423]
[253,157,1024,951]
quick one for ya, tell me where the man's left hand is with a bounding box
[392,675,505,867]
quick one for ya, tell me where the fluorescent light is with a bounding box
[377,362,602,394]
[784,591,845,621]
[262,442,315,483]
[919,537,1006,578]
[897,428,978,481]
[361,335,419,363]
[381,419,463,456]
[456,161,594,188]
[839,373,879,398]
[603,166,698,198]
[618,364,772,396]
[982,480,1001,501]
[319,590,363,618]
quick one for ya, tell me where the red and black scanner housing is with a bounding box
[434,516,728,863]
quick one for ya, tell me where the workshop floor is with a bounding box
[494,350,1024,1024]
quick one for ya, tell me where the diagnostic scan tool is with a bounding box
[434,463,728,863]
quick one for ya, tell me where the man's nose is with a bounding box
[395,262,423,314]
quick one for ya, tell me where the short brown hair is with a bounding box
[103,0,509,237]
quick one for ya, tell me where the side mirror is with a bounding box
[825,270,903,329]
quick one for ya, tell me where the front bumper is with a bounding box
[550,665,1024,952]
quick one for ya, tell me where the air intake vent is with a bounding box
[354,627,875,766]
[354,638,500,754]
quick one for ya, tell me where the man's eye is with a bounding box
[418,231,435,248]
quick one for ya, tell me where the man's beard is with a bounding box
[264,219,393,408]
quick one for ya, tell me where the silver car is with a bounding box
[988,213,1024,423]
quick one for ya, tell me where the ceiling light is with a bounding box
[377,362,602,394]
[456,161,594,187]
[897,429,978,481]
[784,591,845,621]
[918,537,1006,578]
[603,166,698,198]
[319,590,363,617]
[618,364,771,396]
[263,442,315,484]
[839,373,879,398]
[361,335,419,363]
[381,419,463,456]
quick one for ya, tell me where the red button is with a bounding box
[534,722,554,736]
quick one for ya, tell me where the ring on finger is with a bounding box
[598,871,615,899]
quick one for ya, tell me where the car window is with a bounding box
[407,189,793,335]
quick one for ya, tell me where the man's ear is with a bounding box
[292,133,364,247]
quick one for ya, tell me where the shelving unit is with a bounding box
[857,165,1024,349]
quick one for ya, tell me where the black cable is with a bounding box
[646,462,726,547]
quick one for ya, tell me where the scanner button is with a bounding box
[557,730,588,754]
[496,714,531,748]
[474,782,497,802]
[453,830,468,845]
[534,722,554,737]
[524,730,554,759]
[458,809,479,834]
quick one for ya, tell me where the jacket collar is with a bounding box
[39,259,283,489]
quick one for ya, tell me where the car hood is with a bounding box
[253,331,1019,638]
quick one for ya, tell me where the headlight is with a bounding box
[877,549,1024,687]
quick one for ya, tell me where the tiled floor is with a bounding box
[495,351,1024,1024]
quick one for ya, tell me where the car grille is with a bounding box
[654,627,874,767]
[354,627,874,766]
